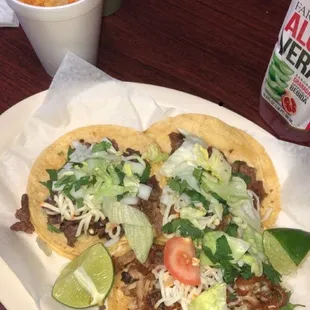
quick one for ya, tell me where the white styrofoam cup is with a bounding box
[5,0,104,76]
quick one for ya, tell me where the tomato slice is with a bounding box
[164,237,201,286]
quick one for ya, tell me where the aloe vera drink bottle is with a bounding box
[259,0,310,143]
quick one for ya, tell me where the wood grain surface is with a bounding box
[0,0,291,309]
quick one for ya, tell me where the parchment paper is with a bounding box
[0,52,309,309]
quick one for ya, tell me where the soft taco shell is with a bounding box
[27,125,159,260]
[145,114,280,228]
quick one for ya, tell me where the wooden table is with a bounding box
[0,0,291,309]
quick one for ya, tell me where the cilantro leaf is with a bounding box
[92,141,111,153]
[184,189,210,210]
[232,172,251,185]
[140,162,151,183]
[193,168,203,182]
[281,303,305,310]
[220,260,240,284]
[214,235,233,261]
[240,263,253,280]
[74,176,91,191]
[162,219,203,239]
[167,178,188,194]
[225,223,238,237]
[202,245,218,264]
[115,165,125,184]
[263,262,282,284]
[40,180,54,196]
[46,169,58,181]
[47,224,61,234]
[67,146,74,160]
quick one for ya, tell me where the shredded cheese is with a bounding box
[152,265,223,310]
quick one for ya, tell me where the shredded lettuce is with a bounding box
[201,175,248,203]
[242,226,266,262]
[229,198,261,232]
[180,207,208,230]
[102,201,153,263]
[189,283,227,310]
[142,144,169,163]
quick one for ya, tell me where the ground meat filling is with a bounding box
[231,161,267,203]
[135,176,163,236]
[169,132,185,154]
[123,148,142,157]
[10,194,34,234]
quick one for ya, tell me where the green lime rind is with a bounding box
[52,243,114,308]
[273,53,294,76]
[267,77,286,96]
[265,82,282,102]
[263,231,297,275]
[266,228,310,266]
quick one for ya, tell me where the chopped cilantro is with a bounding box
[202,245,217,264]
[67,146,74,160]
[115,165,125,184]
[46,169,58,181]
[214,235,233,261]
[193,168,203,182]
[232,172,251,185]
[117,191,129,201]
[225,223,238,237]
[74,176,91,191]
[162,219,203,239]
[54,175,75,188]
[263,262,282,284]
[184,189,210,210]
[140,162,151,183]
[92,141,111,153]
[47,224,61,234]
[220,260,240,284]
[239,263,253,280]
[167,178,188,194]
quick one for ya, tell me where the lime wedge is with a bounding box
[263,228,310,275]
[52,243,114,308]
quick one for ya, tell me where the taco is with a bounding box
[145,113,280,228]
[101,114,289,310]
[23,125,167,261]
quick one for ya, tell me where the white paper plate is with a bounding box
[0,82,273,310]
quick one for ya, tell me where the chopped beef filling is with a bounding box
[135,176,163,236]
[47,214,61,225]
[10,194,34,234]
[231,161,267,203]
[110,139,119,151]
[121,271,136,284]
[98,305,106,310]
[59,220,79,247]
[168,132,185,154]
[124,148,142,157]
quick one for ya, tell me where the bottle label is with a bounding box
[261,0,310,130]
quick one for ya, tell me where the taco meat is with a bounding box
[135,176,163,236]
[124,148,142,157]
[169,132,185,154]
[231,161,267,202]
[10,194,34,234]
